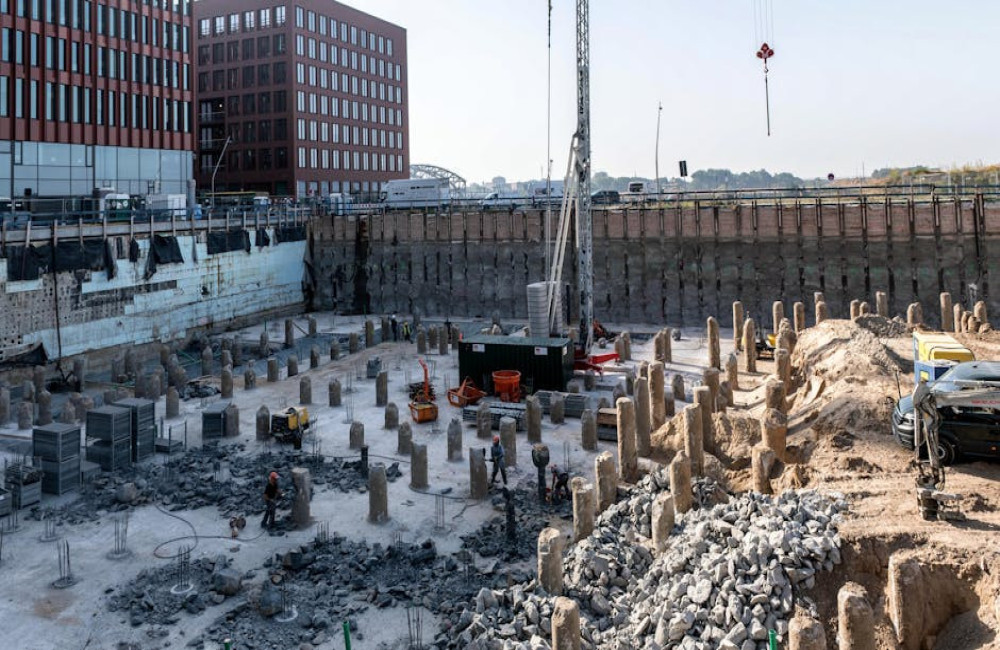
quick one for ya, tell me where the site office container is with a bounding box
[458,335,574,395]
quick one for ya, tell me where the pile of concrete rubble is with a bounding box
[451,469,845,650]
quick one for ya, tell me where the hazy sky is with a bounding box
[355,1,1000,183]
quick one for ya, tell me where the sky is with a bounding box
[353,1,1000,183]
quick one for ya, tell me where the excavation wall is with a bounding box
[312,196,999,329]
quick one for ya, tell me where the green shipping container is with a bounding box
[458,335,574,395]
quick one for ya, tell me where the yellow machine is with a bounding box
[912,332,974,363]
[271,406,310,447]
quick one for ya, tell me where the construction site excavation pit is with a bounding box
[1,305,999,650]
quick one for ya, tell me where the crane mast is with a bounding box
[574,0,593,352]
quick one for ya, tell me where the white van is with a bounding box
[380,179,450,209]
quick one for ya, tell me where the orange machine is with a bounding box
[447,377,487,408]
[409,358,439,423]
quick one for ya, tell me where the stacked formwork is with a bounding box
[4,459,42,509]
[202,401,228,440]
[113,398,156,462]
[85,406,132,471]
[33,423,82,495]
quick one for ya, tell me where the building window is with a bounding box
[257,35,270,58]
[274,118,286,139]
[258,64,269,86]
[275,147,287,169]
[307,10,315,32]
[260,7,271,28]
[297,146,305,168]
[387,39,393,57]
[274,91,286,112]
[295,6,303,28]
[275,5,285,26]
[273,62,286,84]
[243,11,255,31]
[274,33,286,54]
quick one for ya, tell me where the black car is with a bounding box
[591,190,620,205]
[891,361,1000,465]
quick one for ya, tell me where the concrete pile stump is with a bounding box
[725,352,739,392]
[200,347,213,377]
[707,316,721,369]
[452,326,461,351]
[349,332,360,354]
[580,409,597,451]
[500,416,517,467]
[447,418,463,461]
[368,464,389,523]
[284,319,295,348]
[765,377,786,413]
[287,356,299,378]
[907,302,922,327]
[649,361,666,430]
[616,397,639,483]
[381,317,391,343]
[621,330,632,360]
[859,301,871,315]
[953,303,964,333]
[166,387,180,418]
[384,402,399,429]
[267,357,279,382]
[552,596,581,650]
[364,320,375,348]
[123,350,137,378]
[549,393,565,424]
[793,301,806,332]
[110,357,124,383]
[526,395,542,443]
[147,373,162,401]
[661,327,673,363]
[974,300,989,327]
[720,379,734,409]
[849,299,861,320]
[635,377,651,456]
[571,477,595,542]
[775,348,792,388]
[134,374,147,399]
[651,492,675,553]
[375,370,388,406]
[742,318,757,373]
[77,397,94,421]
[416,328,427,354]
[259,331,270,357]
[397,421,412,455]
[256,406,270,441]
[887,555,923,650]
[438,329,448,356]
[761,407,788,460]
[299,377,312,405]
[669,451,693,514]
[837,583,876,650]
[244,368,256,390]
[72,358,87,391]
[0,387,8,423]
[537,527,564,595]
[36,390,52,426]
[428,326,438,350]
[221,350,233,370]
[940,292,954,332]
[330,340,340,361]
[653,332,665,363]
[476,400,491,439]
[167,360,187,389]
[307,316,317,337]
[328,379,341,407]
[291,468,311,527]
[702,368,720,413]
[223,403,240,437]
[410,444,428,489]
[309,346,320,369]
[875,291,888,318]
[789,617,827,650]
[58,406,75,424]
[670,373,685,402]
[595,451,617,513]
[816,301,829,323]
[220,368,233,399]
[732,301,745,350]
[469,448,488,500]
[772,300,785,335]
[693,387,714,454]
[349,421,364,450]
[751,446,776,495]
[231,343,243,368]
[614,337,627,362]
[682,404,704,476]
[16,400,32,430]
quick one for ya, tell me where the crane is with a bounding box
[546,0,594,354]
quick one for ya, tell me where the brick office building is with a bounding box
[0,0,194,199]
[193,0,407,199]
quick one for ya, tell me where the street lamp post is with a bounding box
[210,135,233,210]
[655,102,663,198]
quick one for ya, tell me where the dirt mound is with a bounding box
[793,319,906,386]
[855,314,912,339]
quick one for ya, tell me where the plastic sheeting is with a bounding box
[275,225,306,243]
[207,229,250,255]
[151,235,184,265]
[53,240,106,273]
[255,228,271,247]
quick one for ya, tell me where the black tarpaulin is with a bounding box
[152,235,184,264]
[275,225,306,243]
[105,239,117,280]
[207,229,250,255]
[5,244,50,281]
[53,240,106,273]
[0,342,48,368]
[128,238,140,262]
[255,228,271,247]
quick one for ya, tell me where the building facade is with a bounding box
[193,0,408,200]
[0,0,194,200]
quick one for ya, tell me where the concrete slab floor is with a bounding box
[0,313,722,649]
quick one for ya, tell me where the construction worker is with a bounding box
[401,320,412,343]
[490,435,507,486]
[550,465,570,503]
[390,314,399,341]
[261,471,282,529]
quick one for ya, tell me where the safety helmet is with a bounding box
[269,471,278,480]
[493,435,500,444]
